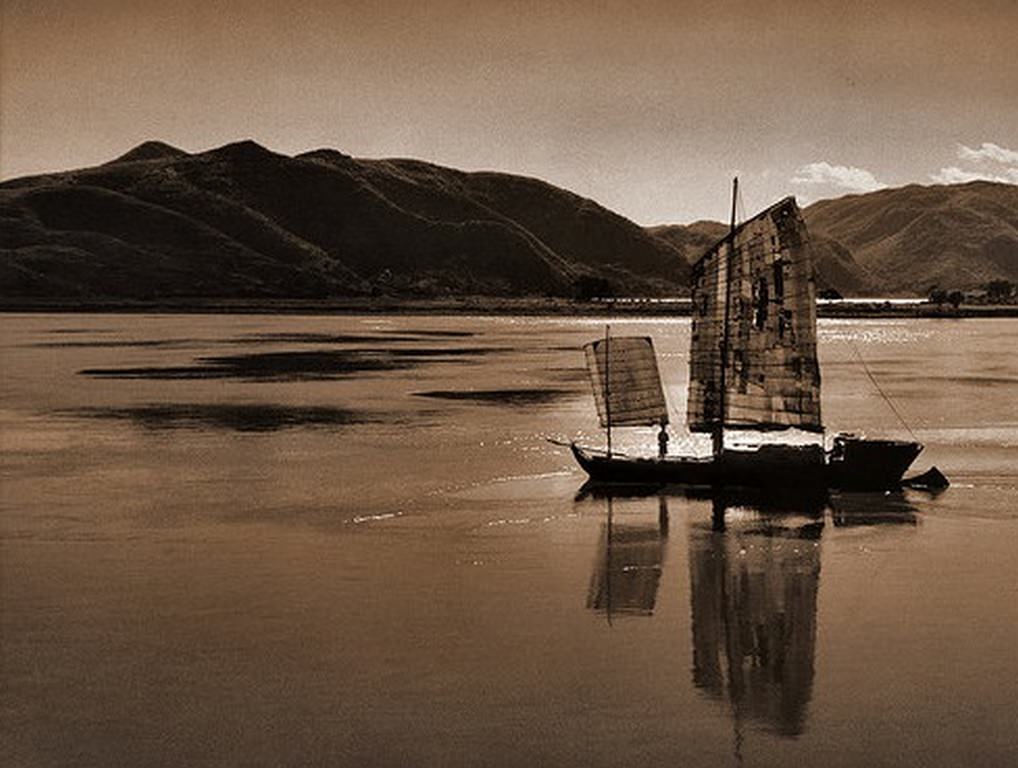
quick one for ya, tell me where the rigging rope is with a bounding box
[798,217,919,442]
[849,343,919,442]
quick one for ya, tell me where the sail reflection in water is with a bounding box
[688,501,823,737]
[686,491,920,740]
[586,498,668,620]
[581,489,922,740]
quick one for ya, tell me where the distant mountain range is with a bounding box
[2,140,1016,301]
[649,182,1018,296]
[803,182,1018,294]
[648,220,878,296]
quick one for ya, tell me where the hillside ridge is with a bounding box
[3,142,1015,301]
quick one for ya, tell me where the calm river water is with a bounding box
[2,314,1016,767]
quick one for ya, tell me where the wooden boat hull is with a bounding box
[826,438,924,490]
[571,437,922,491]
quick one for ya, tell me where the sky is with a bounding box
[2,0,1016,224]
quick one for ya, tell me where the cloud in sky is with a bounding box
[957,142,1018,165]
[930,165,1018,185]
[930,142,1018,185]
[791,162,887,193]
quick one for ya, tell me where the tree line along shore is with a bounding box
[3,296,1018,318]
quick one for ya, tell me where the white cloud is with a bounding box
[957,142,1018,165]
[931,142,1018,185]
[930,165,1018,185]
[791,162,887,193]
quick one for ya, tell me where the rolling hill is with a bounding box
[2,141,1015,302]
[0,141,687,301]
[647,218,877,296]
[803,182,1018,294]
[648,181,1018,296]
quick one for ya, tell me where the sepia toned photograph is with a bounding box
[1,1,1016,766]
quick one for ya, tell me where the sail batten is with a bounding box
[687,197,821,433]
[585,336,669,428]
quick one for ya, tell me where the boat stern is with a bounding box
[827,436,923,490]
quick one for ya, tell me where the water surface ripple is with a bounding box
[2,314,1016,768]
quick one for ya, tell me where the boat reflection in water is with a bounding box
[586,496,669,621]
[689,493,825,739]
[581,484,919,740]
[829,491,919,527]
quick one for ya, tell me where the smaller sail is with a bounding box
[584,336,669,427]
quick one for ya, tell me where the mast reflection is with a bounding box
[688,489,919,739]
[579,483,921,740]
[689,496,824,737]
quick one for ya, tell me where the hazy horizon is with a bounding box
[2,0,1016,224]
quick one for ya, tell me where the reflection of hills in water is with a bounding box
[586,500,668,619]
[689,507,823,737]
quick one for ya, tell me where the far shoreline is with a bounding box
[2,297,1017,318]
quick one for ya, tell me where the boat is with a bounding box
[567,180,936,491]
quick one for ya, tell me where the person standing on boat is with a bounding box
[658,421,669,458]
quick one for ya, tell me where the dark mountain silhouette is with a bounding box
[804,182,1018,293]
[647,219,877,296]
[649,181,1018,295]
[3,141,1014,302]
[647,220,727,262]
[0,140,686,301]
[109,141,189,164]
[805,235,878,295]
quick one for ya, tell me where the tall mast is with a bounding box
[713,177,738,459]
[604,324,613,457]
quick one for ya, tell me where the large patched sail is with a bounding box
[687,197,822,432]
[584,336,669,427]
